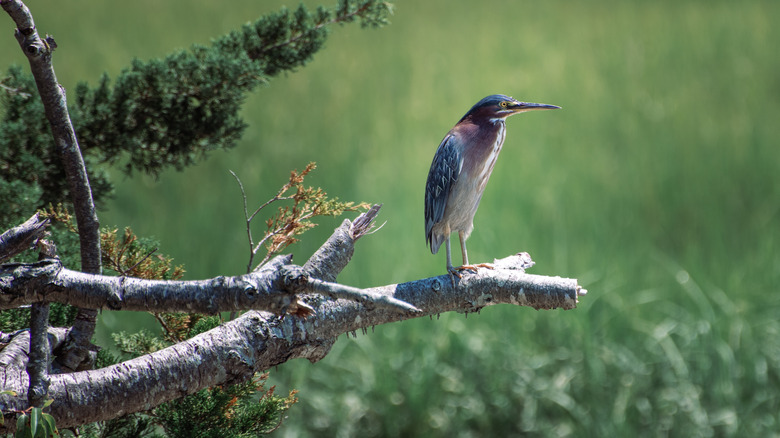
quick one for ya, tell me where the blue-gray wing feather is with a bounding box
[424,133,461,253]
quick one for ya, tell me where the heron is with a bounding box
[424,94,560,277]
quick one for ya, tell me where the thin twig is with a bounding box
[123,247,159,276]
[231,170,298,273]
[0,77,31,98]
[230,170,258,274]
[248,193,294,224]
[306,277,421,313]
[153,313,181,343]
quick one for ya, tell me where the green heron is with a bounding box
[424,94,560,277]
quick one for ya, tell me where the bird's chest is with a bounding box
[462,122,505,193]
[443,122,505,228]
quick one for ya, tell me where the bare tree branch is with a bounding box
[0,258,581,428]
[0,257,420,314]
[0,213,49,264]
[1,0,102,371]
[25,302,50,408]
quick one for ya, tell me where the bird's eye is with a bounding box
[499,101,508,108]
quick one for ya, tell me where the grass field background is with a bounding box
[2,1,779,436]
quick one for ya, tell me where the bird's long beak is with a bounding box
[509,102,561,113]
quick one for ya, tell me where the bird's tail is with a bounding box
[427,231,445,255]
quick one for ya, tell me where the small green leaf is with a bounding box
[16,413,30,438]
[29,408,40,437]
[41,413,57,437]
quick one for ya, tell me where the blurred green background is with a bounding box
[2,0,779,436]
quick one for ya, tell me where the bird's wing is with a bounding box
[425,133,462,250]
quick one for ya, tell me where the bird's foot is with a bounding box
[456,263,494,273]
[446,265,462,287]
[446,263,494,286]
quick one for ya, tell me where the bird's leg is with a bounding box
[445,238,462,282]
[455,231,494,273]
[460,231,470,266]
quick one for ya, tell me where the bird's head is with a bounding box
[461,94,560,122]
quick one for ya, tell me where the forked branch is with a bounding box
[0,207,585,431]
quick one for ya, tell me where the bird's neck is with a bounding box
[456,117,506,159]
[464,117,505,140]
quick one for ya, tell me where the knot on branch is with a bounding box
[106,276,125,310]
[274,264,315,318]
[279,264,308,293]
[44,35,56,49]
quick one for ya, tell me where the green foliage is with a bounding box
[71,49,261,177]
[0,66,113,224]
[154,373,298,438]
[111,329,170,358]
[0,0,392,224]
[0,303,78,333]
[224,0,391,77]
[187,315,223,338]
[75,413,156,438]
[93,347,121,371]
[0,179,43,231]
[15,404,57,438]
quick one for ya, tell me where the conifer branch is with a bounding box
[0,1,393,216]
[248,0,392,63]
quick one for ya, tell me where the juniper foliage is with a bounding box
[0,0,392,227]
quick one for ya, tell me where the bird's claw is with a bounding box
[446,263,494,286]
[446,266,461,287]
[458,263,494,272]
